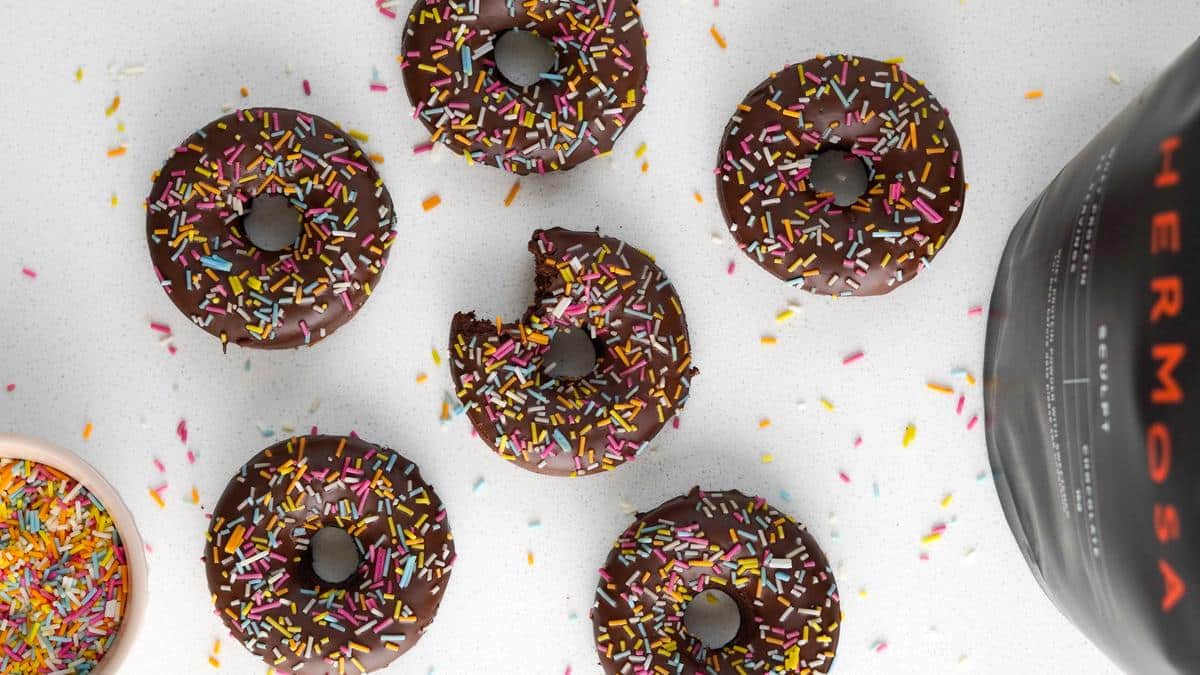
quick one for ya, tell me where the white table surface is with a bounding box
[2,1,1195,673]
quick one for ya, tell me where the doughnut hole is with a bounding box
[243,193,304,252]
[810,150,871,207]
[684,589,742,649]
[493,29,558,88]
[543,327,600,380]
[307,526,361,586]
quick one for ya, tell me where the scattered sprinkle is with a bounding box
[775,309,796,323]
[20,267,37,280]
[302,79,312,96]
[760,453,774,464]
[104,96,121,117]
[422,194,442,212]
[74,67,84,82]
[693,191,704,204]
[758,418,771,429]
[191,486,201,504]
[106,145,127,158]
[1024,89,1044,100]
[640,160,649,173]
[926,382,954,395]
[82,423,94,441]
[153,458,165,473]
[967,305,984,317]
[1108,71,1121,85]
[110,194,119,208]
[472,477,486,493]
[902,424,917,448]
[527,551,535,567]
[820,398,835,412]
[4,384,13,393]
[838,471,851,484]
[348,129,370,143]
[177,419,188,444]
[760,335,777,345]
[149,488,166,509]
[634,142,647,158]
[431,348,442,366]
[709,25,727,49]
[967,414,980,431]
[416,373,429,384]
[370,82,389,93]
[503,180,522,207]
[368,153,385,164]
[727,261,736,275]
[842,350,865,365]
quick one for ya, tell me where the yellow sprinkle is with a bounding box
[431,348,442,366]
[761,336,777,345]
[213,640,221,655]
[74,67,84,82]
[775,309,795,323]
[634,142,647,158]
[503,180,521,207]
[966,372,977,386]
[1024,89,1044,100]
[116,121,125,133]
[527,551,535,567]
[921,532,943,545]
[422,194,441,212]
[240,86,249,98]
[110,194,119,208]
[902,424,917,448]
[348,129,369,142]
[149,489,165,509]
[709,25,727,49]
[82,422,93,440]
[208,655,220,668]
[104,95,121,117]
[940,494,954,508]
[820,398,835,412]
[758,418,771,429]
[884,57,905,64]
[693,191,704,204]
[926,382,954,395]
[416,373,429,384]
[858,588,869,599]
[760,453,774,464]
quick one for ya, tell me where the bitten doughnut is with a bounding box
[716,54,966,296]
[449,228,697,476]
[592,488,840,673]
[146,108,396,349]
[400,0,649,174]
[204,435,454,674]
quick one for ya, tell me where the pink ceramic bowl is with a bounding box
[0,434,148,674]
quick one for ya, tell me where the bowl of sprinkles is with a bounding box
[0,435,148,674]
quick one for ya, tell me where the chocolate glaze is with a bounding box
[449,228,697,476]
[716,55,966,296]
[400,0,649,174]
[592,488,840,673]
[204,435,454,674]
[146,108,396,349]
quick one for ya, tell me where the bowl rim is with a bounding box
[0,434,149,674]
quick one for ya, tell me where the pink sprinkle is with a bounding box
[186,450,196,464]
[21,267,36,279]
[919,552,929,561]
[176,419,188,444]
[564,668,572,675]
[153,458,165,473]
[369,83,389,92]
[167,344,178,355]
[842,350,865,365]
[726,261,736,275]
[956,395,965,415]
[412,142,435,154]
[967,305,984,317]
[838,471,851,484]
[149,322,171,334]
[931,522,948,534]
[302,79,312,96]
[967,414,980,431]
[153,482,168,495]
[4,384,14,393]
[672,417,680,429]
[377,4,396,19]
[853,436,863,448]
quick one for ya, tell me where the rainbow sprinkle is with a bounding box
[0,458,130,674]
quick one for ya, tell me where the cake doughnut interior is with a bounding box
[592,488,840,673]
[204,435,454,674]
[449,228,697,476]
[716,54,966,296]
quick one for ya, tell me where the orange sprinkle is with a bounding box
[422,194,441,212]
[758,418,771,429]
[503,180,521,207]
[440,401,450,421]
[212,640,221,655]
[191,486,200,504]
[527,551,535,566]
[926,382,955,395]
[640,161,649,173]
[710,25,727,49]
[107,146,127,158]
[416,373,429,384]
[693,191,703,204]
[104,96,121,117]
[761,336,777,345]
[149,489,165,509]
[82,422,94,440]
[239,87,249,98]
[208,656,220,668]
[368,153,385,164]
[1024,89,1044,100]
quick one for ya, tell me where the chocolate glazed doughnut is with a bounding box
[204,435,455,674]
[400,0,649,174]
[592,488,841,673]
[146,108,396,349]
[449,228,697,476]
[716,55,966,296]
